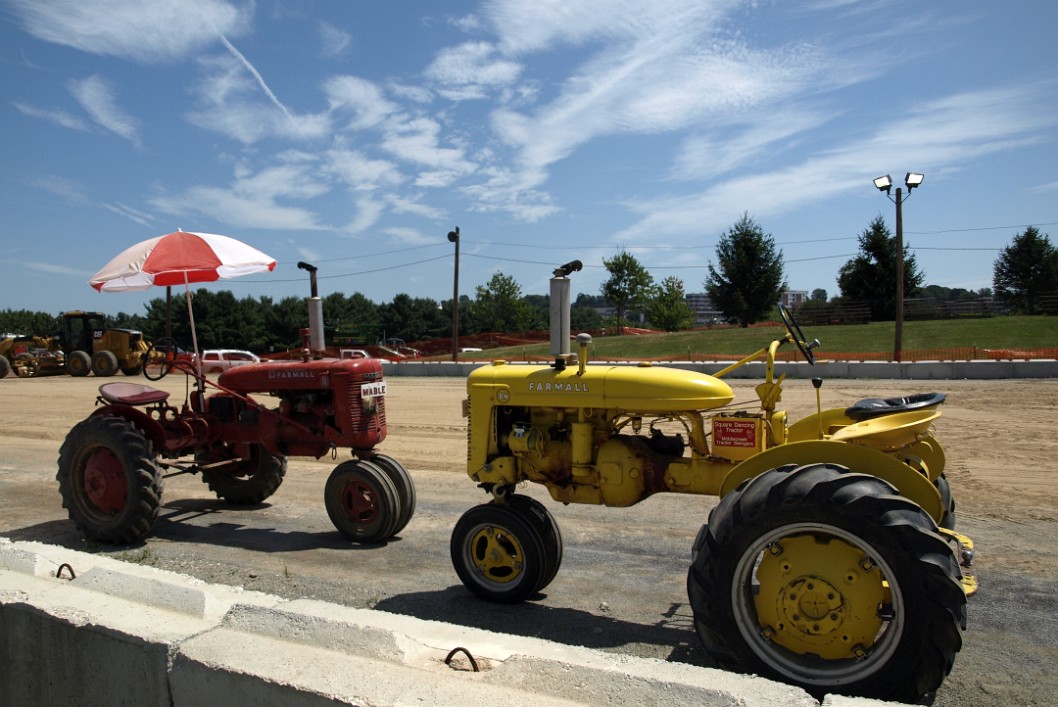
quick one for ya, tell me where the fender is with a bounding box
[721,439,943,523]
[89,404,205,454]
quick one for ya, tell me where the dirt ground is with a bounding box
[1,372,1057,705]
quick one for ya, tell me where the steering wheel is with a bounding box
[778,303,817,365]
[143,336,180,381]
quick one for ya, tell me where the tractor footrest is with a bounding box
[939,527,978,597]
[98,382,171,406]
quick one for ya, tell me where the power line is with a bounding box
[907,221,1058,235]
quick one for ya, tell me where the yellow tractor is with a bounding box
[58,311,152,377]
[451,261,975,703]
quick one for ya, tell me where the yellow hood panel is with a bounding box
[469,361,734,412]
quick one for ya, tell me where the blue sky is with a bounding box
[3,0,1057,318]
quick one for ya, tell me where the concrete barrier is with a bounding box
[0,538,895,706]
[384,358,1058,379]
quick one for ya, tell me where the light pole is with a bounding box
[448,227,460,362]
[873,172,924,362]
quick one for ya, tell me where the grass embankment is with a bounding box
[462,316,1055,362]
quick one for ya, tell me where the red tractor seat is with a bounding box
[98,382,171,406]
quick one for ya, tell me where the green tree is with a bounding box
[0,309,60,336]
[521,294,550,331]
[377,294,446,342]
[993,226,1058,314]
[262,296,307,351]
[570,305,602,332]
[646,276,695,332]
[811,288,828,302]
[837,215,924,321]
[601,250,654,334]
[705,214,786,327]
[472,272,534,333]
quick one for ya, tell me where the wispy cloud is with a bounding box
[13,102,90,131]
[425,41,522,101]
[457,1,829,219]
[318,22,351,58]
[102,202,158,228]
[325,76,400,131]
[149,160,332,231]
[68,75,142,148]
[6,0,249,63]
[187,53,330,143]
[218,34,303,136]
[613,84,1058,242]
[381,117,478,186]
[1028,181,1058,194]
[27,175,91,204]
[23,261,87,276]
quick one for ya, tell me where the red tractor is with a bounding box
[56,264,413,545]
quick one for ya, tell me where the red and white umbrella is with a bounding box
[90,230,275,292]
[90,230,276,375]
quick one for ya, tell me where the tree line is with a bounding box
[2,219,1054,350]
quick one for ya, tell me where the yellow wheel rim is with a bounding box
[468,524,526,585]
[734,522,904,686]
[754,534,887,660]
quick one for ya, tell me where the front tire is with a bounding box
[687,463,965,703]
[370,453,416,536]
[57,415,163,543]
[67,350,91,377]
[324,460,401,543]
[506,494,563,592]
[451,502,548,604]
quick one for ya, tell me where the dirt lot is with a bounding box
[1,372,1057,705]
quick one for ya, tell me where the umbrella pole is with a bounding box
[183,276,206,402]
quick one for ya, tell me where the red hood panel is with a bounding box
[218,357,383,393]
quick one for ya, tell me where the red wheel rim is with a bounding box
[83,449,127,514]
[340,479,378,524]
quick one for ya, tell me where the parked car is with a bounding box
[200,349,260,373]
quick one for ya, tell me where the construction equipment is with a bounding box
[451,260,975,703]
[0,334,66,378]
[58,311,152,377]
[56,264,413,546]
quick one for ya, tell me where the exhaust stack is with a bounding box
[549,260,582,364]
[298,262,326,357]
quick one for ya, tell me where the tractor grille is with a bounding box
[346,383,386,434]
[465,401,472,464]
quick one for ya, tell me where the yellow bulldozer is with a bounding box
[0,311,151,379]
[58,311,151,377]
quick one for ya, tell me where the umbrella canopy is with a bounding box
[90,230,275,292]
[89,230,276,380]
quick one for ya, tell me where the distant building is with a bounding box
[684,293,724,325]
[780,290,809,309]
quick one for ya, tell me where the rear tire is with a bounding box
[92,350,119,377]
[199,444,286,504]
[687,463,965,703]
[936,473,956,530]
[57,415,163,543]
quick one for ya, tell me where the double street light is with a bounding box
[873,172,924,362]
